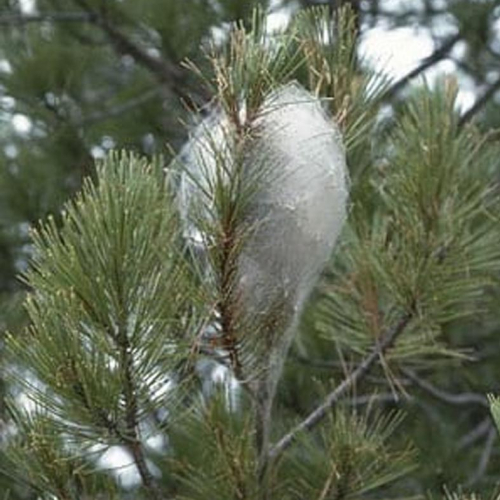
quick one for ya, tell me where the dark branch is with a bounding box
[458,75,500,127]
[347,392,408,405]
[1,5,202,103]
[68,361,122,438]
[465,426,496,487]
[458,418,492,450]
[119,345,164,499]
[113,297,164,499]
[360,5,447,19]
[98,18,184,85]
[402,368,489,407]
[72,0,205,104]
[268,309,413,461]
[384,33,461,100]
[0,11,96,25]
[81,87,163,125]
[290,353,344,370]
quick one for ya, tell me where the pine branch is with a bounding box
[72,0,207,103]
[465,426,496,487]
[290,354,344,370]
[0,11,96,24]
[217,223,245,380]
[117,322,164,500]
[384,33,461,100]
[458,75,500,127]
[80,87,163,125]
[347,392,408,405]
[457,418,492,450]
[72,0,181,81]
[268,309,414,461]
[402,368,489,407]
[69,364,122,437]
[360,4,447,18]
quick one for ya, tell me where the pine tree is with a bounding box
[1,4,500,500]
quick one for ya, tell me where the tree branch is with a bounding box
[72,0,205,104]
[99,17,184,86]
[465,426,496,487]
[114,307,164,499]
[80,87,163,125]
[458,417,492,450]
[402,368,489,407]
[347,392,408,405]
[458,75,500,127]
[0,5,207,103]
[268,309,413,461]
[384,33,461,100]
[290,353,344,370]
[360,4,447,19]
[0,11,96,25]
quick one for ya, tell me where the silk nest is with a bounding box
[174,81,348,378]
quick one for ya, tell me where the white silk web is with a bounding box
[174,81,348,396]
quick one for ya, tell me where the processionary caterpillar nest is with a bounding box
[176,81,348,389]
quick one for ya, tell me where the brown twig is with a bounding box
[268,309,413,461]
[216,225,245,380]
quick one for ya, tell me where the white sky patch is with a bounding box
[97,447,142,489]
[360,26,435,81]
[4,144,18,159]
[0,59,12,74]
[146,433,167,451]
[359,25,475,111]
[91,145,106,159]
[19,0,36,14]
[12,114,32,134]
[207,1,475,111]
[17,392,37,414]
[264,3,475,109]
[211,364,241,407]
[1,96,15,111]
[266,8,290,33]
[97,445,162,489]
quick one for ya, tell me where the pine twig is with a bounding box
[402,368,489,407]
[465,426,496,487]
[458,418,492,450]
[72,0,181,82]
[0,11,96,24]
[347,392,407,405]
[458,75,500,127]
[268,310,413,461]
[80,87,163,125]
[0,5,205,102]
[360,4,447,18]
[290,354,344,370]
[117,323,164,500]
[217,227,245,380]
[384,33,461,100]
[71,0,209,104]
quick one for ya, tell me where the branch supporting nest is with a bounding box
[268,309,414,461]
